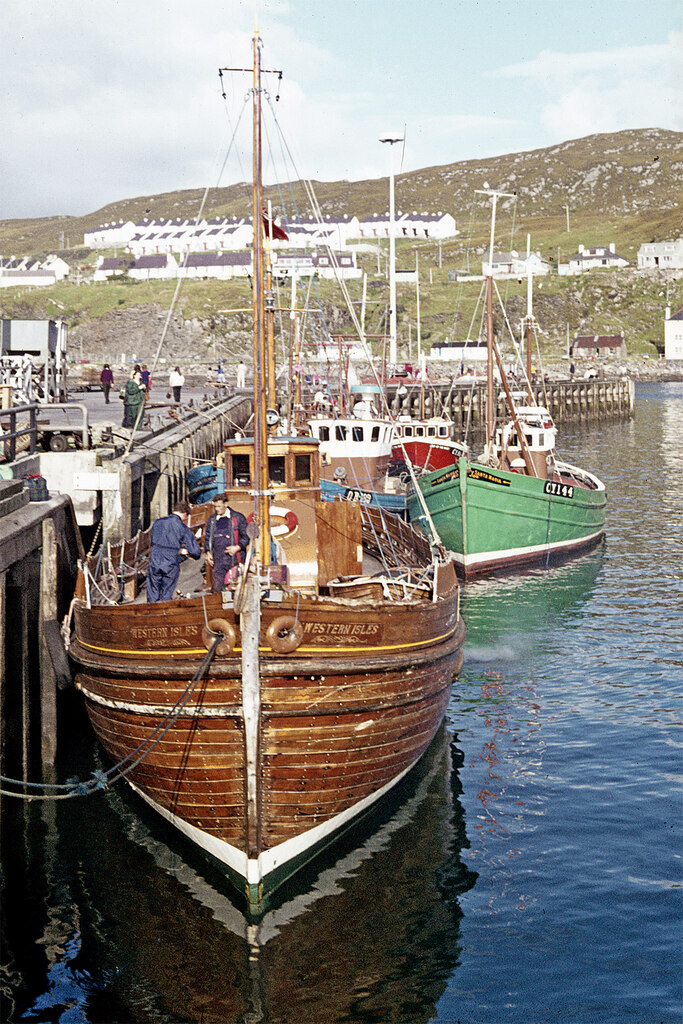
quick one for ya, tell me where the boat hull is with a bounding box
[70,591,464,908]
[390,439,460,473]
[408,456,606,577]
[320,478,407,515]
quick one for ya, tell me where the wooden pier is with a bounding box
[388,376,634,432]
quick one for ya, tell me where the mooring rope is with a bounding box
[0,634,224,801]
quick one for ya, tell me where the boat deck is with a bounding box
[129,549,386,604]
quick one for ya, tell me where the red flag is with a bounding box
[262,215,288,241]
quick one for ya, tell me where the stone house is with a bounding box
[570,333,627,359]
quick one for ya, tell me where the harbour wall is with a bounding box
[0,484,83,779]
[0,393,251,778]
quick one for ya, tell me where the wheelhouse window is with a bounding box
[232,453,251,485]
[268,456,286,484]
[335,425,347,441]
[352,425,364,442]
[371,425,380,442]
[319,425,330,442]
[295,454,312,482]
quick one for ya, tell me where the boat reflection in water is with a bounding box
[459,543,606,659]
[1,723,477,1024]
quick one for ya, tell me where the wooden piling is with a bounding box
[39,518,58,767]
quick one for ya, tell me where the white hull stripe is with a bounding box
[127,758,416,887]
[456,527,605,569]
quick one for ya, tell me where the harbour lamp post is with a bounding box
[380,133,403,367]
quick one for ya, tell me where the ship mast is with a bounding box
[251,29,271,563]
[477,186,514,451]
[477,186,537,476]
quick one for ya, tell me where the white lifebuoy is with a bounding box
[270,505,298,538]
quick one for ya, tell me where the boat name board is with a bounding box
[303,621,381,640]
[544,480,575,499]
[131,624,197,647]
[429,466,460,487]
[343,488,374,504]
[467,467,511,487]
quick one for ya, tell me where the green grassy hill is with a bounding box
[1,127,681,365]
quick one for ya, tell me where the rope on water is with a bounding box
[0,634,224,801]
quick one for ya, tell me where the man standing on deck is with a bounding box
[204,493,249,593]
[146,500,201,603]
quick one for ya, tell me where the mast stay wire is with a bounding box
[263,95,444,552]
[149,93,250,377]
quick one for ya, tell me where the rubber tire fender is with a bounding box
[265,615,304,655]
[202,618,236,656]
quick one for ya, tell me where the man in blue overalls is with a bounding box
[204,493,249,593]
[146,500,201,603]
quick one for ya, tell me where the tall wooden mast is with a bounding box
[251,27,270,562]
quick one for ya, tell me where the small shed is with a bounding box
[570,333,627,359]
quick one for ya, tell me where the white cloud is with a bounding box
[493,32,683,139]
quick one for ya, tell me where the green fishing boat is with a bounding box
[407,188,606,577]
[408,449,606,578]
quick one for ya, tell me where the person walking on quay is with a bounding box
[121,364,146,429]
[236,360,247,389]
[100,363,114,403]
[204,492,249,593]
[169,366,185,403]
[146,500,201,603]
[141,364,152,391]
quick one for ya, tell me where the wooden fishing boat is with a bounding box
[407,188,606,577]
[68,30,465,912]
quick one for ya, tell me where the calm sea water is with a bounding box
[2,381,681,1024]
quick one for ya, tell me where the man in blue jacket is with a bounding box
[146,500,201,603]
[204,492,249,593]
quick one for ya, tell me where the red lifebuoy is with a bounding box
[265,615,304,654]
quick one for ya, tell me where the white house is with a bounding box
[637,239,683,271]
[41,254,70,280]
[127,254,178,280]
[431,340,487,362]
[482,251,550,278]
[84,220,137,248]
[565,244,629,275]
[356,211,457,241]
[93,256,126,281]
[177,252,252,280]
[270,251,361,280]
[664,307,683,360]
[0,256,66,288]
